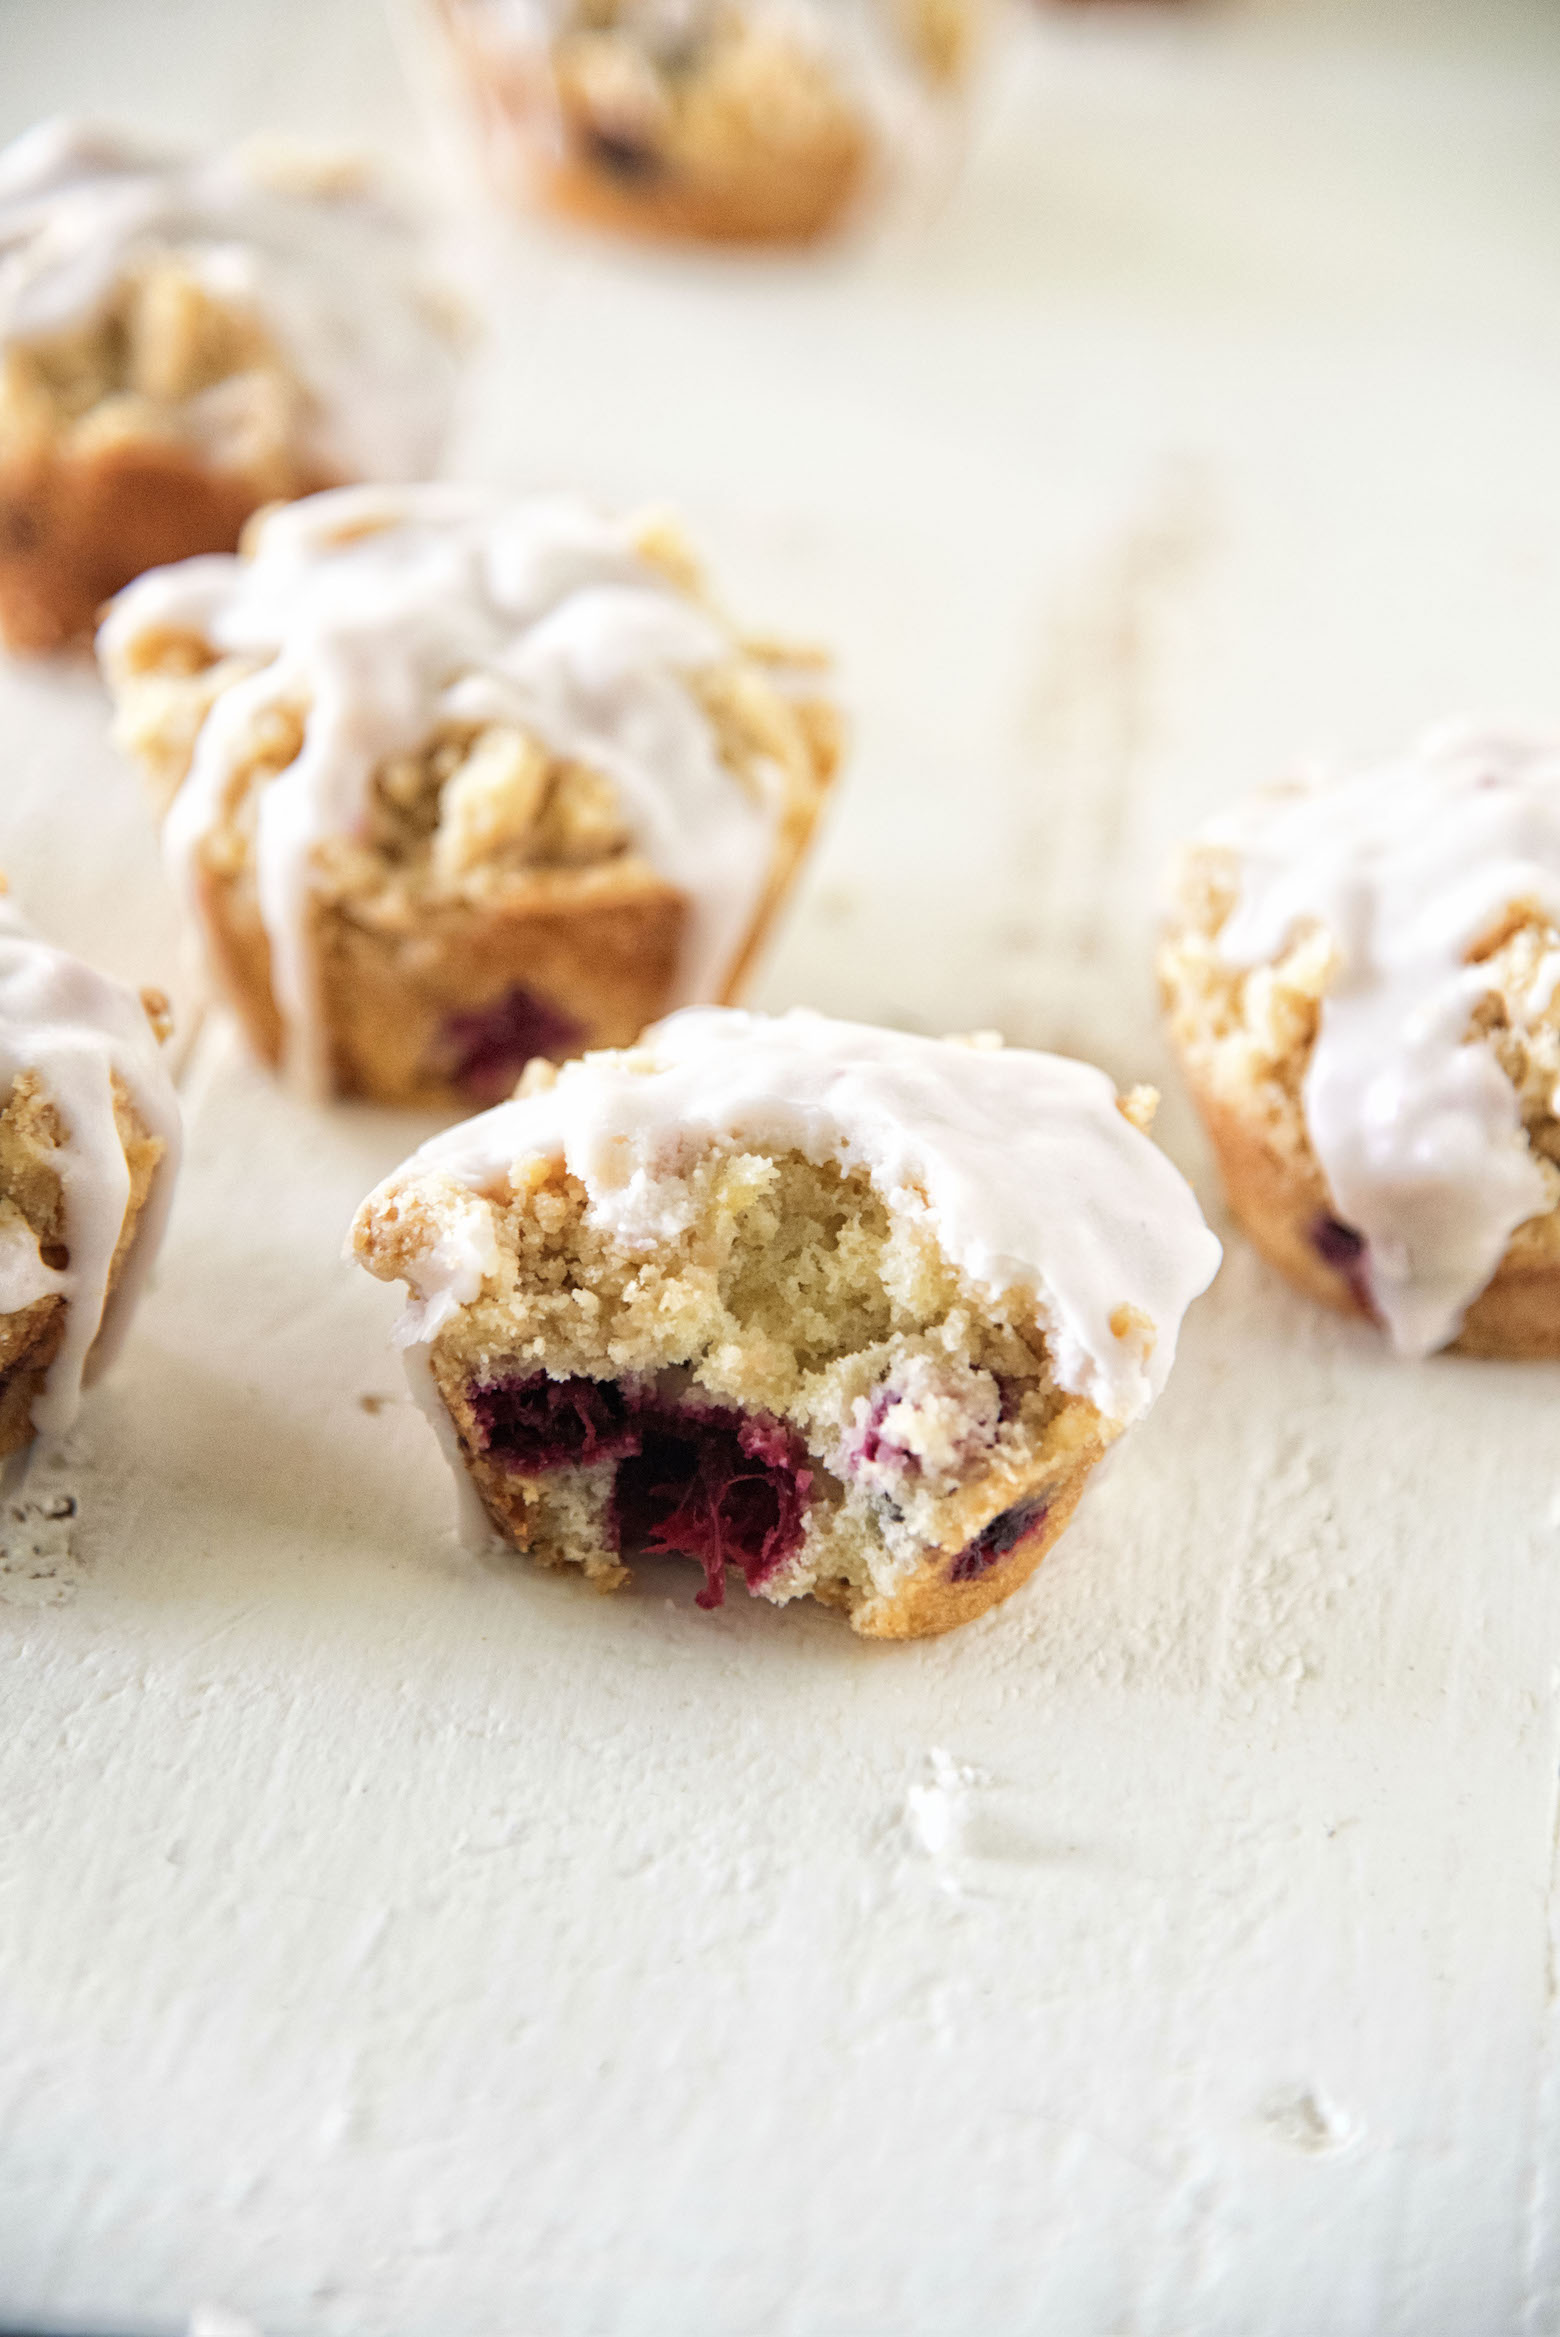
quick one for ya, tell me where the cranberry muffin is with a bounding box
[1160,724,1560,1358]
[100,486,839,1109]
[351,1007,1220,1638]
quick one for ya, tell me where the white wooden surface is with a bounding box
[4,4,1560,2332]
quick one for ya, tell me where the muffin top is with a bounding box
[0,117,458,482]
[356,1005,1222,1427]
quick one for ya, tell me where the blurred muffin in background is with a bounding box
[0,119,463,652]
[431,0,983,246]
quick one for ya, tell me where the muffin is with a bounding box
[432,0,978,246]
[350,1007,1220,1638]
[0,118,460,651]
[100,485,839,1108]
[1159,723,1560,1359]
[0,883,181,1457]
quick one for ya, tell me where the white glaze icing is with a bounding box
[0,118,457,483]
[361,1005,1222,1429]
[1208,723,1560,1357]
[101,486,793,1097]
[0,1211,65,1316]
[0,894,181,1441]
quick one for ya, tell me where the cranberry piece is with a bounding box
[949,1497,1049,1584]
[612,1407,812,1611]
[437,986,583,1106]
[1310,1214,1363,1267]
[470,1372,635,1472]
[1308,1213,1374,1313]
[584,129,662,182]
[995,1377,1027,1424]
[850,1386,896,1471]
[466,1373,814,1608]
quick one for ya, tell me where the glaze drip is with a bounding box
[1211,725,1560,1356]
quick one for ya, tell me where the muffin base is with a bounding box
[535,141,867,247]
[0,1072,166,1457]
[0,1296,66,1459]
[1187,1075,1560,1361]
[431,1353,1106,1641]
[0,435,322,655]
[196,857,691,1109]
[185,715,830,1105]
[834,1457,1094,1639]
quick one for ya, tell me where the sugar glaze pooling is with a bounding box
[102,487,793,1097]
[0,894,181,1441]
[1212,724,1560,1356]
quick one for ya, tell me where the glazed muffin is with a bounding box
[350,1007,1220,1638]
[1160,724,1560,1359]
[433,0,978,246]
[0,118,460,651]
[100,485,839,1108]
[0,883,181,1458]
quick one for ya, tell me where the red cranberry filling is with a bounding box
[468,1372,811,1609]
[470,1373,635,1470]
[949,1497,1049,1584]
[850,1386,901,1473]
[1308,1212,1374,1314]
[613,1409,811,1610]
[437,985,584,1106]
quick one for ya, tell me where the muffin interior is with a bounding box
[361,1133,1108,1616]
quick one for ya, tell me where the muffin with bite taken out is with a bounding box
[350,1006,1220,1638]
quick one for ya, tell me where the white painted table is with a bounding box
[4,3,1560,2330]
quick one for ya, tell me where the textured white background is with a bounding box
[3,2,1560,2331]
